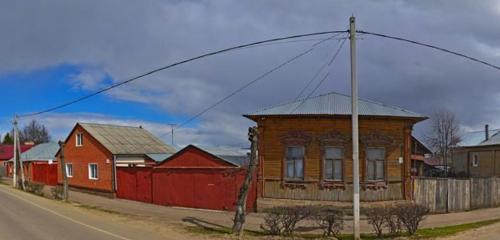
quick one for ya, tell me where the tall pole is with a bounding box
[350,16,361,240]
[12,116,18,187]
[168,124,176,146]
[16,126,26,190]
[58,141,69,201]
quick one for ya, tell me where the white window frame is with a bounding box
[366,147,386,181]
[88,163,98,180]
[284,146,305,180]
[323,146,344,181]
[65,163,73,178]
[76,133,83,147]
[472,154,479,167]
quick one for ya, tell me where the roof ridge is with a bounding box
[78,122,142,128]
[246,91,424,117]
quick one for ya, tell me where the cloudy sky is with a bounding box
[1,0,500,147]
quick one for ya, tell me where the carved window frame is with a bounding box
[280,131,311,183]
[360,131,395,188]
[318,131,350,189]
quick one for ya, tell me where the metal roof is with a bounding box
[456,129,500,147]
[146,153,173,163]
[9,142,59,162]
[79,123,176,155]
[244,92,426,119]
[195,145,249,166]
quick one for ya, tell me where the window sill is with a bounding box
[319,181,345,190]
[281,180,307,190]
[363,181,387,190]
[89,178,98,181]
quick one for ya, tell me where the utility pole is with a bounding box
[167,124,176,146]
[16,124,26,190]
[232,127,258,235]
[12,116,18,188]
[58,141,69,201]
[350,16,361,240]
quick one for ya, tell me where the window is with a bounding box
[65,163,73,178]
[88,163,98,180]
[366,148,385,181]
[324,147,343,181]
[285,146,304,180]
[472,154,479,167]
[76,133,83,147]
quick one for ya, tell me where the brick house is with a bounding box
[56,123,176,194]
[244,92,427,203]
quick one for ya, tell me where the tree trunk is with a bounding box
[232,127,258,235]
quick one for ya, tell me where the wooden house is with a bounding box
[244,92,427,203]
[56,123,176,195]
[410,136,432,176]
[452,125,500,177]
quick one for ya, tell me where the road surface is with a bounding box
[0,184,189,240]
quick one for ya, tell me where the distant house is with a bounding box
[452,125,500,177]
[5,142,59,185]
[410,136,433,176]
[0,144,34,162]
[56,123,176,195]
[244,92,427,204]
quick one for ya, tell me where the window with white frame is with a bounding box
[88,163,98,180]
[366,148,385,181]
[324,147,343,181]
[76,133,83,147]
[472,154,479,167]
[65,163,73,177]
[285,146,304,180]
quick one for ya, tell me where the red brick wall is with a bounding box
[57,125,114,192]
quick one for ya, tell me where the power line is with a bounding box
[357,30,500,71]
[293,35,347,101]
[289,37,347,114]
[18,30,347,118]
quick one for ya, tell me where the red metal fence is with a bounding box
[116,167,257,212]
[32,163,58,186]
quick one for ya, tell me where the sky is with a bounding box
[1,0,500,147]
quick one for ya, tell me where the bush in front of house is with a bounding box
[313,207,344,238]
[364,206,387,238]
[394,202,429,235]
[24,181,44,196]
[51,186,64,200]
[384,206,402,234]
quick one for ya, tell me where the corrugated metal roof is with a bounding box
[196,145,249,167]
[146,153,173,163]
[79,123,176,155]
[244,92,426,119]
[456,129,500,147]
[10,142,59,162]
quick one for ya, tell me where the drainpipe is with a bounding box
[112,155,117,196]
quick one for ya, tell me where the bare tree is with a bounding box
[427,109,461,175]
[20,120,51,144]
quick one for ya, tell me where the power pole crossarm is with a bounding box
[350,16,361,240]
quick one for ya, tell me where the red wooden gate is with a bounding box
[116,167,153,203]
[32,163,58,186]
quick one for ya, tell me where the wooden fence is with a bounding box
[413,177,500,213]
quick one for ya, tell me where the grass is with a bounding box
[185,218,500,239]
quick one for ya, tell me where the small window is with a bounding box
[366,148,385,181]
[285,146,304,180]
[472,154,479,167]
[65,163,73,178]
[76,133,83,147]
[324,147,343,181]
[88,163,98,180]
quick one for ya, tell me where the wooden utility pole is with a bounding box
[12,116,18,188]
[58,141,69,201]
[16,124,26,190]
[350,16,361,240]
[232,127,258,235]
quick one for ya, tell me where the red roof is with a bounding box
[0,145,34,161]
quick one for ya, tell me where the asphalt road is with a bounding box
[0,184,183,240]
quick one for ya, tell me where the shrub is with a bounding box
[394,203,429,235]
[260,205,318,236]
[313,207,344,238]
[384,207,402,234]
[51,186,64,200]
[24,181,44,196]
[365,206,387,238]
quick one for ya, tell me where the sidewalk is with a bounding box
[67,188,500,234]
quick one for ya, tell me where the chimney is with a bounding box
[485,124,490,141]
